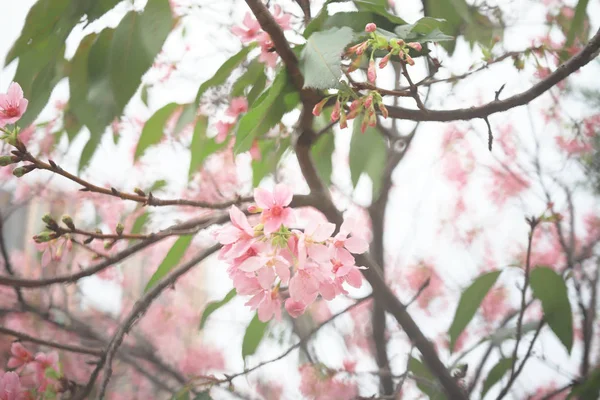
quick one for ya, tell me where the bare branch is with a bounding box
[0,326,103,356]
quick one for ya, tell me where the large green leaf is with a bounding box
[242,313,268,360]
[311,133,334,186]
[173,104,197,136]
[529,266,573,353]
[316,11,407,34]
[130,211,150,235]
[231,59,265,98]
[481,358,512,399]
[408,357,446,400]
[134,103,178,161]
[144,235,194,292]
[394,17,455,43]
[353,0,407,25]
[194,45,256,104]
[85,0,123,24]
[564,0,590,57]
[199,289,237,329]
[109,0,173,112]
[448,270,502,352]
[252,138,291,187]
[234,69,297,154]
[349,119,386,200]
[300,27,354,90]
[188,115,208,179]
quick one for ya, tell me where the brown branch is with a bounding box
[385,28,600,121]
[0,326,103,356]
[74,244,221,400]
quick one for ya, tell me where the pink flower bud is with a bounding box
[364,95,373,109]
[247,205,262,213]
[365,23,377,33]
[396,39,405,47]
[339,109,348,129]
[331,99,341,122]
[368,110,377,127]
[407,42,422,52]
[379,103,388,119]
[356,42,368,56]
[378,53,391,69]
[312,97,328,116]
[405,55,415,66]
[285,299,307,318]
[367,60,377,83]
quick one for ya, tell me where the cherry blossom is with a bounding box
[231,12,262,43]
[0,83,28,128]
[6,343,33,370]
[0,371,24,400]
[254,184,295,234]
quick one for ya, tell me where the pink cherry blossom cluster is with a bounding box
[215,97,248,144]
[0,343,62,399]
[298,364,358,399]
[231,6,292,68]
[0,83,28,128]
[216,184,369,322]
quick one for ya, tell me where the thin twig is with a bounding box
[0,326,103,356]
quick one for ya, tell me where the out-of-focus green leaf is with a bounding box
[300,27,354,90]
[135,103,178,161]
[109,0,173,112]
[130,212,150,235]
[530,266,573,353]
[194,45,256,105]
[242,313,268,360]
[568,367,600,399]
[481,358,513,398]
[353,0,407,25]
[448,270,501,352]
[84,0,122,24]
[188,116,228,179]
[231,59,265,97]
[199,289,237,329]
[173,104,197,136]
[408,357,446,400]
[349,118,386,200]
[563,0,590,60]
[252,137,291,187]
[145,235,194,292]
[316,11,405,34]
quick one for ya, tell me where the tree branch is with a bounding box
[0,326,103,356]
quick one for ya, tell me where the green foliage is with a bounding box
[311,133,335,186]
[565,0,590,50]
[481,358,512,398]
[130,212,150,235]
[135,103,178,161]
[144,235,194,292]
[300,27,354,89]
[199,289,237,329]
[234,69,297,154]
[408,357,446,400]
[394,17,454,43]
[353,0,407,25]
[448,270,502,352]
[188,116,228,178]
[529,266,573,353]
[109,0,173,112]
[194,45,256,105]
[84,0,123,24]
[252,137,291,187]
[349,119,386,200]
[231,59,266,104]
[173,104,197,136]
[568,367,600,399]
[242,313,268,360]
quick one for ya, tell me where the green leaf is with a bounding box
[131,212,150,235]
[234,69,296,154]
[408,357,446,400]
[242,313,268,360]
[300,27,354,89]
[303,6,330,38]
[173,104,197,136]
[529,266,573,353]
[246,72,268,107]
[448,270,502,352]
[148,179,168,193]
[79,134,102,173]
[144,235,194,292]
[109,0,173,112]
[194,45,255,105]
[317,11,406,34]
[188,115,208,179]
[564,0,590,51]
[135,103,178,161]
[311,133,334,186]
[199,289,237,329]
[349,119,386,200]
[188,116,228,179]
[568,367,600,399]
[193,392,213,400]
[85,0,122,24]
[353,0,407,25]
[231,59,265,97]
[252,138,291,187]
[481,358,512,399]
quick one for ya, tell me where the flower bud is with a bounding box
[396,39,405,47]
[339,109,348,129]
[355,42,368,56]
[62,215,75,230]
[364,95,373,109]
[12,166,30,178]
[104,240,116,250]
[42,214,57,226]
[378,103,389,119]
[312,97,329,117]
[247,205,262,214]
[405,55,415,66]
[367,60,377,83]
[330,99,341,122]
[407,42,422,52]
[116,223,124,236]
[33,231,57,243]
[134,187,146,197]
[365,23,377,33]
[0,155,17,166]
[378,53,391,69]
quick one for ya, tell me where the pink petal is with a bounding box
[263,218,281,235]
[307,243,330,263]
[245,291,265,309]
[0,93,9,109]
[319,280,336,300]
[346,268,363,288]
[285,299,307,318]
[273,184,293,206]
[230,205,253,236]
[336,248,355,265]
[242,12,256,29]
[41,250,52,268]
[258,299,276,322]
[274,260,290,285]
[257,267,275,289]
[340,218,355,236]
[7,82,23,102]
[344,236,369,254]
[254,187,273,209]
[312,222,335,242]
[238,256,264,272]
[216,226,241,245]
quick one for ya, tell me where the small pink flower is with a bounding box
[285,299,307,318]
[232,12,262,43]
[272,5,292,30]
[0,82,28,128]
[225,97,248,118]
[257,32,279,68]
[7,343,33,370]
[246,287,282,322]
[332,218,369,256]
[215,121,233,143]
[0,371,24,400]
[407,42,422,52]
[254,184,295,235]
[365,23,377,33]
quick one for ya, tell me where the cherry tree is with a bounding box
[0,0,599,399]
